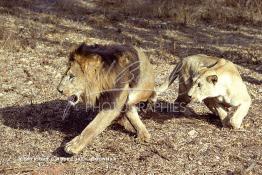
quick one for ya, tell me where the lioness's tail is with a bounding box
[156,62,182,96]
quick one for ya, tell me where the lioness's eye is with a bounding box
[198,83,201,87]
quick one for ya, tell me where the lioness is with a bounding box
[188,58,251,129]
[156,54,220,112]
[57,43,155,154]
[156,54,251,128]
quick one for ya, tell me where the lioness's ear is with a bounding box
[198,67,207,73]
[206,75,218,84]
[207,59,227,69]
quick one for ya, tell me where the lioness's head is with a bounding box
[188,70,220,102]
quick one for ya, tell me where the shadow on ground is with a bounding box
[0,100,93,134]
[141,100,222,128]
[0,99,222,137]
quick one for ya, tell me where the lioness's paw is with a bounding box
[64,136,83,155]
[229,118,242,129]
[138,130,151,142]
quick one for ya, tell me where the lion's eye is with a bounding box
[69,73,75,80]
[198,83,201,87]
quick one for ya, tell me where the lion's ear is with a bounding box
[88,54,102,65]
[74,54,102,72]
[73,54,87,72]
[84,54,102,72]
[206,75,218,85]
[74,54,85,65]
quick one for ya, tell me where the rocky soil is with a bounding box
[0,0,261,174]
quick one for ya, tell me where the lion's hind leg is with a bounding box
[126,106,150,142]
[116,116,136,133]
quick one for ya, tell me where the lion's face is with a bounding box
[188,71,220,102]
[57,62,86,105]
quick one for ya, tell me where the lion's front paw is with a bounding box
[138,130,151,142]
[64,136,83,155]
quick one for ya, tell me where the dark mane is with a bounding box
[69,43,141,92]
[70,43,138,67]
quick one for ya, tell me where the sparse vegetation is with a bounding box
[98,0,262,25]
[0,0,261,174]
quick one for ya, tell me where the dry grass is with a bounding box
[98,0,262,25]
[0,0,262,174]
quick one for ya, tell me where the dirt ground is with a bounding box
[0,0,262,174]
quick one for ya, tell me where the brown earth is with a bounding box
[0,0,262,174]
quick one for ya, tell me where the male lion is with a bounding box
[57,43,155,154]
[188,58,251,129]
[156,54,251,128]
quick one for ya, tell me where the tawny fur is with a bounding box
[57,43,155,154]
[188,58,251,129]
[156,54,251,128]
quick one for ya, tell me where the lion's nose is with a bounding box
[57,86,63,94]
